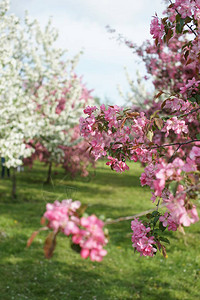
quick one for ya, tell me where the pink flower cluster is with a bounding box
[106,156,129,173]
[173,0,199,20]
[80,105,155,167]
[159,212,177,231]
[141,157,185,198]
[150,16,165,42]
[72,215,107,262]
[166,185,199,227]
[161,117,188,137]
[179,77,200,96]
[131,218,157,257]
[44,200,107,261]
[140,148,200,228]
[44,199,81,233]
[164,98,191,113]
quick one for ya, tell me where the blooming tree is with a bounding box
[24,79,95,182]
[0,0,96,196]
[28,0,200,261]
[80,0,200,258]
[0,0,94,169]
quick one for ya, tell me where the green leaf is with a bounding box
[159,222,167,232]
[159,236,170,244]
[154,229,163,235]
[71,242,81,254]
[180,18,185,28]
[152,211,159,217]
[195,94,200,104]
[176,14,180,22]
[176,23,182,34]
[153,215,160,225]
[188,96,197,103]
[146,213,152,219]
[184,16,192,24]
[196,133,200,139]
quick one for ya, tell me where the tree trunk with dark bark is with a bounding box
[11,168,17,199]
[45,162,52,184]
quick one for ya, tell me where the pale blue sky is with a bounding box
[10,0,166,105]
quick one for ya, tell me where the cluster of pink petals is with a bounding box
[167,199,199,227]
[173,0,199,19]
[179,77,200,95]
[165,185,199,227]
[154,158,185,196]
[150,16,165,42]
[161,117,188,137]
[189,146,200,164]
[83,106,97,115]
[102,104,122,129]
[106,156,129,173]
[131,218,157,257]
[140,163,157,189]
[80,106,155,166]
[72,215,107,262]
[141,158,185,198]
[44,199,81,233]
[44,200,107,262]
[164,98,191,113]
[159,212,177,231]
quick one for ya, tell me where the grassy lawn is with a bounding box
[0,160,199,300]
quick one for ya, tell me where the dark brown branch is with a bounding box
[149,139,200,150]
[178,107,200,118]
[168,144,182,163]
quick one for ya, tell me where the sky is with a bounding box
[9,0,166,105]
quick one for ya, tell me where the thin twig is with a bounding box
[168,144,182,163]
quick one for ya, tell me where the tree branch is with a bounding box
[104,203,166,225]
[149,139,200,150]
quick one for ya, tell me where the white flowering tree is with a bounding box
[0,0,94,195]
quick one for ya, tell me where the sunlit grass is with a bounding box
[0,160,199,299]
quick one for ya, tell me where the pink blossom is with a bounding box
[159,212,169,227]
[83,106,97,115]
[162,117,188,137]
[131,218,157,257]
[72,215,108,262]
[150,16,165,42]
[189,146,200,161]
[106,156,129,173]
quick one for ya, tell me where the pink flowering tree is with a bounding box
[24,78,96,183]
[79,0,200,258]
[29,0,200,261]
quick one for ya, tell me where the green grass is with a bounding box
[0,160,200,300]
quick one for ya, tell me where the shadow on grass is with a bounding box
[0,243,176,300]
[75,169,143,188]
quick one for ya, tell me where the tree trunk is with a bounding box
[45,162,52,184]
[11,168,17,199]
